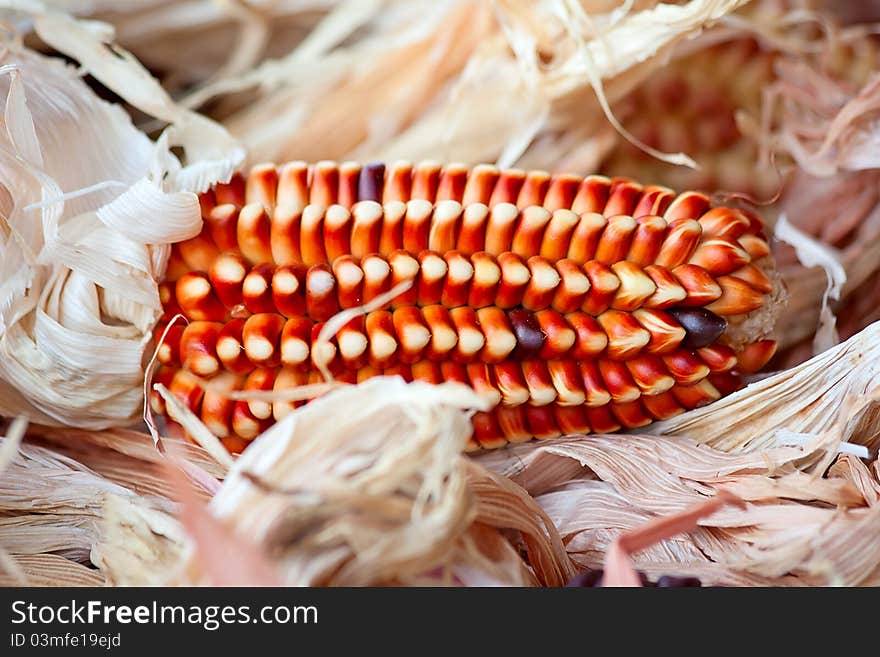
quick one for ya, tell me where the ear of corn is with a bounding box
[153,161,779,452]
[600,38,776,199]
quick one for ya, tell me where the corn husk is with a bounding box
[0,5,243,428]
[166,377,574,586]
[16,0,340,94]
[1,379,579,586]
[0,421,223,585]
[148,0,750,168]
[495,438,880,585]
[758,45,880,361]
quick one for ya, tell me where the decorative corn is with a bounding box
[153,161,778,452]
[601,38,776,199]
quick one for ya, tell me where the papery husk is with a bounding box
[15,0,340,94]
[29,425,226,498]
[172,377,573,586]
[476,323,880,586]
[0,554,105,587]
[170,0,750,168]
[0,434,184,583]
[20,0,763,172]
[646,321,880,454]
[0,378,579,586]
[0,417,226,585]
[760,54,880,360]
[607,3,880,362]
[600,490,744,587]
[525,448,880,585]
[591,6,880,360]
[0,6,243,429]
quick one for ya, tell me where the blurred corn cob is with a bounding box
[601,37,777,199]
[600,1,880,198]
[152,161,780,452]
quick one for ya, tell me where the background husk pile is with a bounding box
[1,0,880,586]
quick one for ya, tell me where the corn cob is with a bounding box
[153,161,778,452]
[601,33,880,199]
[601,38,776,198]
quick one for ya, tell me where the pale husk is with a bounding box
[726,20,880,359]
[646,321,880,454]
[474,326,880,585]
[1,378,580,587]
[0,436,182,579]
[174,377,573,586]
[760,42,880,363]
[15,0,340,94]
[0,554,105,587]
[171,0,750,167]
[0,5,243,428]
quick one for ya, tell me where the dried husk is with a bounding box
[0,379,579,586]
[14,0,340,94]
[170,377,573,586]
[0,554,105,587]
[761,53,880,361]
[0,5,243,428]
[151,0,751,168]
[588,6,880,361]
[645,321,880,454]
[474,326,880,585]
[147,322,880,586]
[0,435,182,581]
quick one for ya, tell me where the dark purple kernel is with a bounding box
[357,162,385,203]
[667,307,727,349]
[566,570,604,587]
[508,308,545,357]
[655,575,702,588]
[566,569,702,587]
